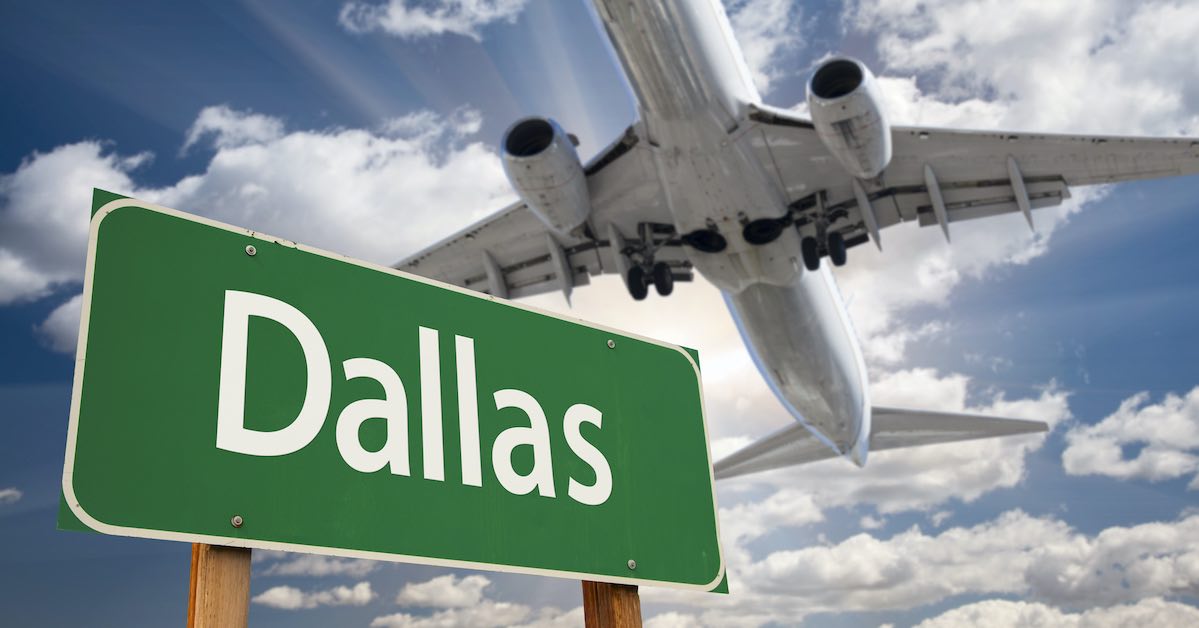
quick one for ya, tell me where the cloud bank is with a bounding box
[1063,387,1199,488]
[0,105,512,353]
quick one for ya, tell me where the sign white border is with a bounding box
[62,198,726,591]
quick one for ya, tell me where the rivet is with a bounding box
[231,515,244,528]
[627,559,636,570]
[245,245,257,256]
[607,339,616,349]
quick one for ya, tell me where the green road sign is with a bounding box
[61,195,724,590]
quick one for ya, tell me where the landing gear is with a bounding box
[652,262,674,296]
[626,266,649,301]
[626,263,674,299]
[800,232,848,271]
[612,222,694,301]
[827,232,847,267]
[801,236,821,271]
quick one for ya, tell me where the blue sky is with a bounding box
[3,1,1199,626]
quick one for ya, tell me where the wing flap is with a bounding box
[713,407,1048,480]
[397,200,602,295]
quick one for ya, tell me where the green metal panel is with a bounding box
[61,196,724,591]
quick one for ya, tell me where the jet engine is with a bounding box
[501,117,591,235]
[806,57,892,179]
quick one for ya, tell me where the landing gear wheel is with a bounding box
[652,262,674,297]
[801,236,821,272]
[827,232,847,267]
[627,266,649,301]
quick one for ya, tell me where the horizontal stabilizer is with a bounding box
[714,407,1048,480]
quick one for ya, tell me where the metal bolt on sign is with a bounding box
[230,515,244,528]
[607,339,616,349]
[245,245,256,256]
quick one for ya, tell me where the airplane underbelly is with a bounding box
[652,124,800,290]
[724,268,870,458]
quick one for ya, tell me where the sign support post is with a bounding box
[186,543,252,628]
[582,580,642,627]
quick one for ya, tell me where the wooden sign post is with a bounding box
[187,544,252,628]
[582,580,642,627]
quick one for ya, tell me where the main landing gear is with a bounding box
[801,231,847,272]
[738,191,853,272]
[626,262,674,301]
[612,222,690,301]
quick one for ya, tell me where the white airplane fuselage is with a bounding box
[591,0,871,463]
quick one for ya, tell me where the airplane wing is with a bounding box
[740,104,1199,249]
[714,406,1048,480]
[395,126,692,299]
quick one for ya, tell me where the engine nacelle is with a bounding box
[501,117,591,235]
[806,57,892,180]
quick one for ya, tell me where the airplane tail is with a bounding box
[713,407,1048,480]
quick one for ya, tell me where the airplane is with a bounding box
[395,0,1199,478]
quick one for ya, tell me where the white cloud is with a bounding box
[260,553,378,578]
[849,0,1199,136]
[0,487,22,505]
[372,573,578,627]
[395,574,490,608]
[251,549,288,563]
[382,107,483,141]
[916,597,1199,628]
[649,511,1199,621]
[339,0,528,41]
[0,105,512,352]
[182,105,284,154]
[152,106,510,268]
[252,581,375,610]
[371,600,580,628]
[1025,516,1199,607]
[1063,387,1199,487]
[645,612,704,628]
[859,514,885,530]
[719,489,824,571]
[0,142,149,305]
[509,607,584,628]
[35,293,82,354]
[724,0,805,93]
